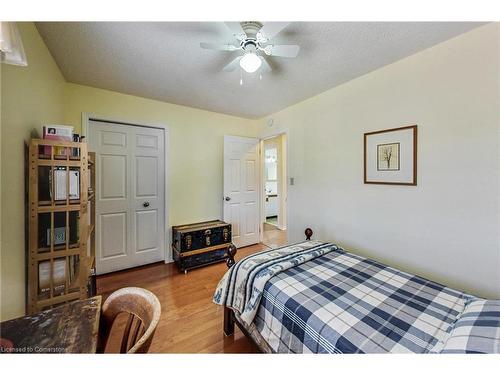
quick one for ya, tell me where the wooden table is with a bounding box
[0,296,101,353]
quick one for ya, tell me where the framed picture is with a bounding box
[364,125,417,185]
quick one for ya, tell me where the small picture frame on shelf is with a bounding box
[364,125,417,185]
[46,227,66,246]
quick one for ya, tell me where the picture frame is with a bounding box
[364,125,417,185]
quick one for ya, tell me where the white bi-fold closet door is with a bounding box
[89,120,165,275]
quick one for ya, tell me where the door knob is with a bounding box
[224,196,231,201]
[143,201,150,207]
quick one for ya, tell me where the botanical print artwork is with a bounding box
[377,142,400,171]
[364,125,417,185]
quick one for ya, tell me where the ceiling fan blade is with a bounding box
[222,56,243,72]
[257,22,290,41]
[265,44,300,58]
[225,22,247,41]
[200,42,239,52]
[260,56,272,73]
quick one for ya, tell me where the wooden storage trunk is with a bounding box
[172,220,232,273]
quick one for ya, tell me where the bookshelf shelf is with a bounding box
[37,159,83,167]
[38,199,82,206]
[37,204,82,213]
[35,248,82,261]
[27,139,97,314]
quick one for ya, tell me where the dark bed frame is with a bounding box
[222,228,314,349]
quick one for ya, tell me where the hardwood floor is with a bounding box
[262,223,288,248]
[97,229,285,353]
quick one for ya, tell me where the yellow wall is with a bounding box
[0,23,258,321]
[1,23,66,321]
[63,83,258,227]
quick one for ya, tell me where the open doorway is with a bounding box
[262,134,287,249]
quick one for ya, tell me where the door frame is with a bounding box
[82,112,172,264]
[259,130,289,243]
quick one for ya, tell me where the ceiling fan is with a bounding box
[200,22,299,76]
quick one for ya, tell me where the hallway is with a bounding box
[262,223,287,249]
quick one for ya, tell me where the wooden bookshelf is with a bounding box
[27,139,96,314]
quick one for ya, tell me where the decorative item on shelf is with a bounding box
[46,226,65,246]
[38,211,79,248]
[72,134,80,157]
[364,125,417,185]
[172,220,233,273]
[42,125,74,157]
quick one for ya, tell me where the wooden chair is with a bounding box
[98,287,161,353]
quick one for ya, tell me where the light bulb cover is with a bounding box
[239,52,262,73]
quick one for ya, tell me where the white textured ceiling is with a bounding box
[36,22,484,119]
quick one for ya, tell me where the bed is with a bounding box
[214,229,500,354]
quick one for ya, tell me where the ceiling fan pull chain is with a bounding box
[240,69,243,86]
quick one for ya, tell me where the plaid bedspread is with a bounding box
[215,241,473,353]
[213,241,338,325]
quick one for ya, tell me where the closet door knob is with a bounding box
[143,201,150,207]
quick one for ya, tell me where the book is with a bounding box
[38,259,66,297]
[42,125,74,156]
[54,168,80,201]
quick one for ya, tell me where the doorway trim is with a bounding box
[260,129,289,243]
[82,112,172,264]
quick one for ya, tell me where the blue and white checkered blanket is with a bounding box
[214,241,336,325]
[214,241,473,353]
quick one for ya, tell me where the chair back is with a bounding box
[98,287,161,353]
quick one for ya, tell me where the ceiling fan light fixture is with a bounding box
[239,52,261,73]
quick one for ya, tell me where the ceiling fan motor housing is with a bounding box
[239,22,266,54]
[240,21,263,37]
[241,39,258,52]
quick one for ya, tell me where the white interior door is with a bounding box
[223,135,260,248]
[89,120,165,275]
